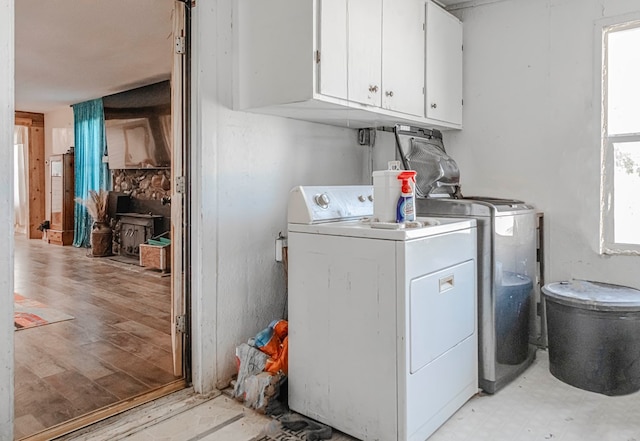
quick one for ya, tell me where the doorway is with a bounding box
[13,1,190,439]
[13,124,29,236]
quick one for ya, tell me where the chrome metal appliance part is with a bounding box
[391,124,460,198]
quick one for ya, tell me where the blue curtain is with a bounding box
[72,98,110,247]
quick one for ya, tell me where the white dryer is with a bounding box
[287,185,478,441]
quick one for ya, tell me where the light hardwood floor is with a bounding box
[13,234,180,440]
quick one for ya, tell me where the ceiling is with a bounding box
[15,0,174,114]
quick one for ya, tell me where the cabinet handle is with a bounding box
[385,90,394,97]
[369,85,379,93]
[431,103,438,109]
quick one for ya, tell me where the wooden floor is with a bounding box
[13,234,180,440]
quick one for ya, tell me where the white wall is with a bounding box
[443,0,640,289]
[0,0,13,438]
[191,1,368,391]
[45,107,74,156]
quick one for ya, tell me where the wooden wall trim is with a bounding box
[15,111,44,127]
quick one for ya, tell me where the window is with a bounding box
[601,20,640,254]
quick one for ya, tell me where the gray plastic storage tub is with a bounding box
[542,280,640,396]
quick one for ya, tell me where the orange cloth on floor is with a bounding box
[265,335,288,375]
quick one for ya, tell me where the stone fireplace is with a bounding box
[108,169,171,259]
[112,169,170,200]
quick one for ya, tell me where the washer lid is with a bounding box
[542,279,640,312]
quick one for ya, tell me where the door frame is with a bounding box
[171,0,192,381]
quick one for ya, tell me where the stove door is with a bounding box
[120,223,149,257]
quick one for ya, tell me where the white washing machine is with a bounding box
[287,185,478,441]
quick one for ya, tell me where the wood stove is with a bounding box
[116,213,164,258]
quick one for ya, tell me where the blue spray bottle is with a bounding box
[396,171,417,223]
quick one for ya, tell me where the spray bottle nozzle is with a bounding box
[397,171,417,194]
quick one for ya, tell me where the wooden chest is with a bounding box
[139,243,170,272]
[47,229,74,246]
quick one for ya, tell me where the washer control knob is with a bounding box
[314,193,330,209]
[358,195,366,202]
[368,194,374,202]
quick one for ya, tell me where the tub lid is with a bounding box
[542,280,640,311]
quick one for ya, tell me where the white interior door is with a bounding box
[170,0,185,377]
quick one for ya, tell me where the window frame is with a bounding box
[598,15,640,255]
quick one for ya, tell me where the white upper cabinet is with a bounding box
[317,0,348,101]
[347,0,383,107]
[426,1,463,125]
[234,0,463,130]
[382,0,427,117]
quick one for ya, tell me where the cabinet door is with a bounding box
[347,0,382,107]
[382,0,425,116]
[318,0,348,100]
[426,1,463,125]
[50,157,64,230]
[61,154,75,230]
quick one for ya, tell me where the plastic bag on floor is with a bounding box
[253,319,289,375]
[234,319,289,413]
[233,343,268,402]
[243,371,286,413]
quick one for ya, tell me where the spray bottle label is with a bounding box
[397,196,415,223]
[396,170,417,223]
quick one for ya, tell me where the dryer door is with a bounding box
[409,259,475,373]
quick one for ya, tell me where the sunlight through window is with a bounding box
[602,21,640,252]
[601,22,640,253]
